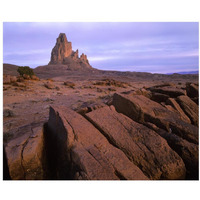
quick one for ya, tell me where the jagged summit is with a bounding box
[49,33,92,69]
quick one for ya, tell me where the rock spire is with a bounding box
[49,33,92,69]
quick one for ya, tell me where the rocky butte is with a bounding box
[48,33,92,69]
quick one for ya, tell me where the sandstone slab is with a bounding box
[177,95,199,126]
[166,98,191,124]
[113,93,198,144]
[148,86,186,98]
[47,106,148,180]
[86,106,186,180]
[5,124,45,180]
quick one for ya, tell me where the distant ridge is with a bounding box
[166,71,199,75]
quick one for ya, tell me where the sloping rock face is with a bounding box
[4,124,45,180]
[112,93,199,179]
[86,106,186,180]
[47,106,148,180]
[48,33,92,70]
[177,95,199,126]
[166,98,191,124]
[113,93,198,144]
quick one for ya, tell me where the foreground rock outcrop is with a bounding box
[112,92,198,179]
[47,106,148,180]
[86,106,186,180]
[3,81,198,180]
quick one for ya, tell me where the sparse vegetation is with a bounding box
[17,66,35,76]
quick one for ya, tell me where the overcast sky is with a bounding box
[3,22,199,73]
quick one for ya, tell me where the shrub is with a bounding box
[17,66,35,76]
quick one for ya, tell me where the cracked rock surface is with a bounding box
[5,123,45,180]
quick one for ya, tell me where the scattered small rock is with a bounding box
[44,82,55,89]
[3,107,14,117]
[64,81,75,88]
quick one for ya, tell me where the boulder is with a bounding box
[176,95,199,126]
[12,82,26,87]
[132,88,151,98]
[3,107,14,117]
[44,82,55,89]
[31,75,40,81]
[4,124,45,180]
[23,74,31,80]
[86,106,186,180]
[112,93,198,144]
[47,105,148,180]
[64,81,75,88]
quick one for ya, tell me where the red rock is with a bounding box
[150,92,169,103]
[49,33,72,64]
[31,75,40,81]
[166,98,191,124]
[176,95,199,126]
[133,88,151,98]
[3,107,14,117]
[71,49,79,60]
[48,105,148,180]
[10,76,17,83]
[3,75,11,84]
[113,93,198,144]
[3,75,17,84]
[12,82,26,87]
[86,106,186,180]
[5,124,45,180]
[151,83,175,88]
[186,83,198,98]
[44,82,55,89]
[23,74,31,80]
[48,33,92,69]
[148,86,186,98]
[63,81,75,88]
[17,76,25,82]
[80,53,89,64]
[157,129,199,179]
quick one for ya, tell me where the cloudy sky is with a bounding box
[3,22,199,73]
